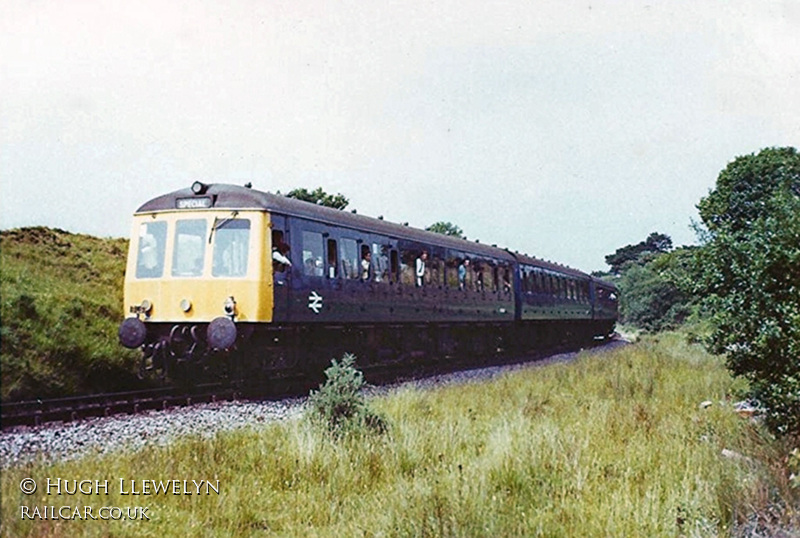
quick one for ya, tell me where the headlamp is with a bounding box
[191,181,208,195]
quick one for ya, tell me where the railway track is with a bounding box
[0,384,241,429]
[1,338,621,430]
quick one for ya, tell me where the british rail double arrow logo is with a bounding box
[308,291,323,314]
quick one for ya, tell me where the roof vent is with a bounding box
[351,209,357,214]
[244,182,252,189]
[403,222,409,226]
[378,215,384,220]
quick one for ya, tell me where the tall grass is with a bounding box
[0,227,143,401]
[2,334,796,537]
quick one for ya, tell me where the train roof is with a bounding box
[137,182,612,287]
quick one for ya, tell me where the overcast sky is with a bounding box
[2,1,798,272]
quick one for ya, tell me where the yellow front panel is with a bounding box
[123,210,274,323]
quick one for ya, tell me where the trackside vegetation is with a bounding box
[0,227,144,402]
[598,147,800,438]
[3,335,797,537]
[695,147,800,436]
[307,353,387,436]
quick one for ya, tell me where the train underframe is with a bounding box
[136,319,616,386]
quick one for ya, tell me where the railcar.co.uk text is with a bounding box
[18,477,220,521]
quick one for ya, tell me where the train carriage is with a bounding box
[119,182,617,381]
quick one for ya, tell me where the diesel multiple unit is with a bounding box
[119,182,617,380]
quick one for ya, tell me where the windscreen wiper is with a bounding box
[208,211,239,243]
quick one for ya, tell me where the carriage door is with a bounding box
[270,215,291,321]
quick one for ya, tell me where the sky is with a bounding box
[2,0,799,272]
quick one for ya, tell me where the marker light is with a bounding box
[223,296,236,316]
[180,299,192,312]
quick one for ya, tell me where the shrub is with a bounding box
[307,353,386,436]
[695,147,800,436]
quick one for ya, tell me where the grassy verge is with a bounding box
[2,334,797,536]
[1,227,145,402]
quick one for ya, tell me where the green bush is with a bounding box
[695,147,800,436]
[307,353,387,436]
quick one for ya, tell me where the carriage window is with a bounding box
[373,243,389,282]
[400,250,415,286]
[481,261,495,292]
[302,231,324,277]
[136,221,167,279]
[446,253,461,289]
[473,260,485,291]
[340,238,359,280]
[212,219,250,278]
[172,219,207,277]
[429,253,444,287]
[390,250,399,283]
[327,239,338,278]
[502,267,512,293]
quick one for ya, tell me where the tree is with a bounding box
[616,247,694,332]
[283,187,349,210]
[425,221,465,239]
[644,232,673,253]
[605,232,673,275]
[697,147,800,234]
[695,147,800,435]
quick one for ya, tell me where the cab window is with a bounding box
[212,219,250,277]
[136,221,167,279]
[172,219,207,277]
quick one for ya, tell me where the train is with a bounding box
[118,182,617,381]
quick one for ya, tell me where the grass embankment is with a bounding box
[3,334,797,537]
[1,227,143,402]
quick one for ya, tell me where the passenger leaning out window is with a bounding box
[415,251,427,287]
[361,251,371,281]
